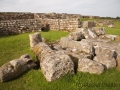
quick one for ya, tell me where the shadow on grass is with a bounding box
[0,34,19,39]
[3,69,40,83]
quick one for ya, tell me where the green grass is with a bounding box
[81,18,120,36]
[0,31,69,66]
[0,30,120,90]
[40,30,69,42]
[80,18,93,21]
[106,21,120,36]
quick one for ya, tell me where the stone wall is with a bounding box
[0,12,34,20]
[0,12,82,35]
[0,19,41,35]
[0,18,81,35]
[41,18,81,32]
[37,12,82,19]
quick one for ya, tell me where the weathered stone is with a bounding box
[92,27,106,36]
[94,46,116,69]
[32,43,74,81]
[79,39,120,70]
[0,12,82,35]
[30,33,74,81]
[53,45,62,50]
[105,34,119,41]
[115,36,120,42]
[29,32,42,48]
[0,54,36,82]
[96,20,113,26]
[0,19,41,35]
[63,49,93,73]
[108,24,114,28]
[76,28,98,39]
[78,57,104,74]
[82,21,95,28]
[117,55,120,68]
[90,41,120,69]
[41,51,74,82]
[68,31,84,41]
[60,37,94,55]
[115,50,120,69]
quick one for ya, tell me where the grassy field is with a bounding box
[105,21,120,36]
[0,25,120,90]
[81,18,120,36]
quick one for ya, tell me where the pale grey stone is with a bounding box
[78,57,104,74]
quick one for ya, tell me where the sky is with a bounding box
[0,0,120,17]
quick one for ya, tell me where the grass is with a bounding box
[0,31,69,66]
[105,21,120,36]
[40,30,69,42]
[0,28,120,90]
[81,18,120,36]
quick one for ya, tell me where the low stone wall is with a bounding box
[0,19,41,35]
[41,18,81,32]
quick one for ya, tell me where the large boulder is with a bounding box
[33,43,74,82]
[91,41,120,69]
[60,37,94,55]
[92,27,106,36]
[93,46,116,69]
[78,57,104,74]
[0,54,36,82]
[29,33,74,82]
[76,28,98,39]
[68,31,84,41]
[40,51,74,82]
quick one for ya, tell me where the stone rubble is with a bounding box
[29,30,120,82]
[0,54,37,82]
[0,25,120,82]
[29,33,74,82]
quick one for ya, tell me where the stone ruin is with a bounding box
[95,20,115,28]
[0,26,120,82]
[0,12,83,35]
[0,12,120,82]
[0,54,37,82]
[0,12,102,35]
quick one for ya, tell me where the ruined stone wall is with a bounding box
[41,19,59,30]
[0,12,34,20]
[41,18,81,32]
[59,19,81,31]
[0,12,82,35]
[0,19,41,35]
[37,13,82,19]
[0,18,81,35]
